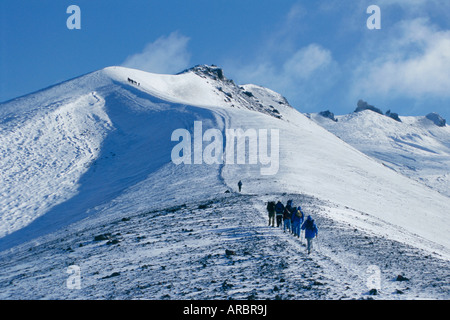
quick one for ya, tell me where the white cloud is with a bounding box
[231,43,334,84]
[122,32,191,74]
[283,44,333,80]
[226,42,338,111]
[353,19,450,99]
[222,2,340,110]
[377,0,447,10]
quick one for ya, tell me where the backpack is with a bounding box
[275,202,284,214]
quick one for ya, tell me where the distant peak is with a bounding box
[354,100,402,122]
[426,112,446,127]
[355,99,383,115]
[319,110,338,122]
[178,64,228,81]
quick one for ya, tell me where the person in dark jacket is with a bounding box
[267,201,276,227]
[275,201,284,228]
[284,200,293,233]
[301,216,318,254]
[283,205,292,233]
[289,205,297,234]
[238,180,242,192]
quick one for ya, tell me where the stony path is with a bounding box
[0,193,448,300]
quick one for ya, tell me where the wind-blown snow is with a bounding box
[0,93,112,238]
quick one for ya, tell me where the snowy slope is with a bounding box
[0,65,449,300]
[0,65,290,249]
[0,67,233,249]
[309,110,450,197]
[218,104,450,256]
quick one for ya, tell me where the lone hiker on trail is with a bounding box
[275,201,284,228]
[238,180,242,192]
[301,216,318,254]
[267,201,276,227]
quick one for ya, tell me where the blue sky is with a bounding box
[1,0,450,120]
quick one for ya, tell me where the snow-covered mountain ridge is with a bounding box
[0,65,449,299]
[0,65,291,245]
[309,108,450,197]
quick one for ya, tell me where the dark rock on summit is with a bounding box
[179,65,228,82]
[355,99,383,115]
[386,110,402,122]
[319,110,338,122]
[426,113,446,127]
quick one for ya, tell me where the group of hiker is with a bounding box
[235,181,319,254]
[127,77,140,86]
[266,199,319,254]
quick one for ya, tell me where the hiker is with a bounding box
[283,202,292,233]
[285,200,294,233]
[238,180,242,192]
[301,216,318,254]
[128,77,138,85]
[267,201,276,227]
[292,206,304,238]
[275,201,284,228]
[289,205,297,234]
[285,199,293,210]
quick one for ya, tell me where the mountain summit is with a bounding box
[179,64,228,81]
